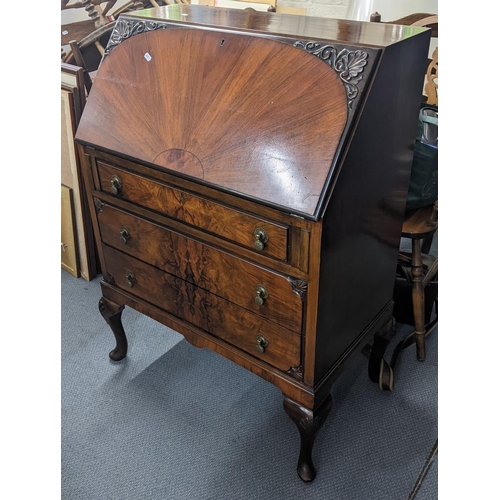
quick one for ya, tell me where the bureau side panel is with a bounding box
[313,32,431,382]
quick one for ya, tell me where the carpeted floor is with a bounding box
[61,269,437,500]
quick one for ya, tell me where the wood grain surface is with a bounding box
[128,5,428,48]
[97,161,289,261]
[102,244,301,371]
[97,202,303,332]
[77,27,347,216]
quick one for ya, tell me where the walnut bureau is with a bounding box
[75,5,430,482]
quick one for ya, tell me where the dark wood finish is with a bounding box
[369,13,438,362]
[98,296,127,360]
[283,394,333,482]
[370,13,438,105]
[127,5,428,47]
[75,5,430,481]
[312,30,431,381]
[68,40,94,93]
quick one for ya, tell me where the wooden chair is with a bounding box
[399,201,438,361]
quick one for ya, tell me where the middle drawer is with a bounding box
[97,202,303,333]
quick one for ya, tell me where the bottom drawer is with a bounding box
[102,245,301,372]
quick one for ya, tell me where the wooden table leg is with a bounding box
[411,239,426,361]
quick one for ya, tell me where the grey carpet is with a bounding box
[61,269,437,500]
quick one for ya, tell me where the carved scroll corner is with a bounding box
[288,278,308,300]
[293,41,369,108]
[286,365,304,381]
[103,273,116,286]
[93,198,105,212]
[103,17,170,60]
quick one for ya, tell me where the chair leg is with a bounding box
[411,239,426,361]
[420,234,434,254]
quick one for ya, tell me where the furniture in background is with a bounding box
[399,201,438,361]
[61,63,99,280]
[75,5,430,481]
[62,1,188,70]
[197,0,306,15]
[61,1,306,74]
[370,12,437,103]
[371,13,438,363]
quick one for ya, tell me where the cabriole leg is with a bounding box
[283,394,333,482]
[98,297,128,361]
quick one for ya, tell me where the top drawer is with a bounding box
[96,161,288,261]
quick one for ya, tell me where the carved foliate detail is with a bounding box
[293,42,368,108]
[94,198,105,212]
[103,18,171,59]
[104,273,116,285]
[287,365,304,381]
[288,278,307,300]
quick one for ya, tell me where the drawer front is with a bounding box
[102,245,301,372]
[97,161,288,261]
[97,203,303,333]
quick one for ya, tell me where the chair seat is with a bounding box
[401,205,438,239]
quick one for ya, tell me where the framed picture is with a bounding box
[61,185,79,277]
[61,62,98,280]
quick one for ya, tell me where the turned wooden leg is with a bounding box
[98,297,128,361]
[283,394,333,482]
[411,239,426,362]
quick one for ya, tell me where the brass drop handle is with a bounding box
[253,227,269,251]
[255,334,269,354]
[254,284,269,306]
[111,175,122,195]
[120,227,130,244]
[125,270,135,287]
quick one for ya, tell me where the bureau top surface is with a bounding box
[127,5,426,47]
[75,5,428,219]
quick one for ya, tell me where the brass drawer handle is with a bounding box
[120,227,130,244]
[255,334,269,354]
[125,270,135,288]
[253,227,269,251]
[111,175,122,195]
[254,284,268,306]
